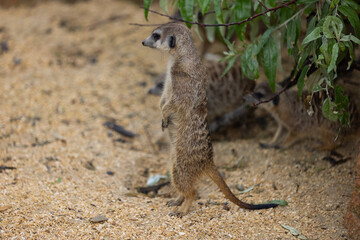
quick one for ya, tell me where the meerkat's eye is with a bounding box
[152,33,160,41]
[254,92,264,99]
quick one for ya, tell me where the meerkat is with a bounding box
[252,81,359,149]
[142,22,278,215]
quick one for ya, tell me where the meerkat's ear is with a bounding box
[168,35,176,48]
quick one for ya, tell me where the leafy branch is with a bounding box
[142,0,360,128]
[142,0,297,27]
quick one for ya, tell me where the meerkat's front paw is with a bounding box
[161,118,169,131]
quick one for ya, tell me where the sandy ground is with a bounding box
[0,0,359,239]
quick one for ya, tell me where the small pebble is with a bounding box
[84,161,95,171]
[106,170,115,176]
[13,58,21,65]
[90,215,108,223]
[89,57,97,64]
[223,205,230,211]
[1,41,9,52]
[236,185,245,191]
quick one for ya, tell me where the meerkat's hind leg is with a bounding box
[177,189,196,215]
[260,125,286,149]
[170,164,197,215]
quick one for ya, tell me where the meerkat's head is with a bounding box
[142,22,192,54]
[250,82,280,111]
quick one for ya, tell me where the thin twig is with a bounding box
[129,23,163,27]
[273,6,306,32]
[141,0,297,27]
[252,81,291,107]
[257,0,269,10]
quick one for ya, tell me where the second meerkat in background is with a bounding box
[142,22,278,215]
[252,81,359,150]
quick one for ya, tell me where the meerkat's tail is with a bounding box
[206,165,278,210]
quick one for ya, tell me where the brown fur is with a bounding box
[143,22,277,215]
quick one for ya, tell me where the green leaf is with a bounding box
[286,16,301,55]
[322,97,338,122]
[302,27,322,45]
[223,37,236,53]
[350,35,360,45]
[342,0,360,12]
[185,0,195,22]
[260,37,278,92]
[262,200,288,206]
[234,0,252,41]
[279,6,292,24]
[159,0,168,14]
[178,0,194,27]
[256,28,273,54]
[204,13,216,42]
[234,0,252,21]
[297,0,319,4]
[334,85,350,126]
[214,0,224,23]
[343,41,354,69]
[297,42,312,73]
[264,0,276,8]
[328,43,339,73]
[56,177,62,183]
[241,44,260,79]
[238,185,255,194]
[297,65,309,99]
[306,68,321,92]
[322,16,335,39]
[319,37,330,64]
[144,0,153,21]
[306,16,316,36]
[323,16,344,40]
[198,0,211,14]
[221,55,238,78]
[338,5,360,38]
[280,223,307,239]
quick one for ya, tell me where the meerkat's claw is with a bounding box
[166,197,184,207]
[168,211,183,218]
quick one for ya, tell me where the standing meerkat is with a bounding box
[142,22,278,215]
[252,82,359,149]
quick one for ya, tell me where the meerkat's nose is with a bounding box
[142,41,145,46]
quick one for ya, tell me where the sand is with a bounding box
[0,0,358,239]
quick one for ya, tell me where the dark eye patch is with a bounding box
[272,95,280,105]
[254,92,264,99]
[152,33,160,41]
